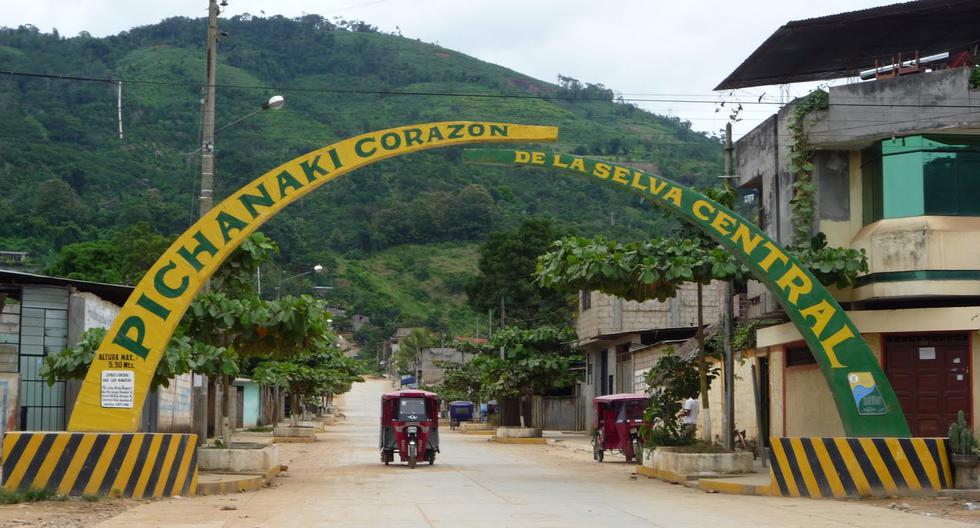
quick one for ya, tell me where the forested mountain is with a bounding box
[0,14,722,336]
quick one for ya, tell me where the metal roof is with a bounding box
[0,269,134,306]
[382,389,439,399]
[716,0,980,90]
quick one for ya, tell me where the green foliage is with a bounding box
[473,325,579,405]
[949,409,979,455]
[794,232,869,289]
[0,487,62,504]
[1,16,727,338]
[536,235,748,302]
[536,231,868,301]
[40,327,208,390]
[45,223,172,284]
[787,90,829,246]
[252,344,362,406]
[641,351,717,447]
[706,318,783,358]
[431,359,483,403]
[466,219,574,327]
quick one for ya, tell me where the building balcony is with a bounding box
[850,216,980,301]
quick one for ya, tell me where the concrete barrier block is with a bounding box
[769,437,952,498]
[198,443,279,474]
[650,447,753,477]
[495,427,542,438]
[274,426,319,440]
[2,432,198,498]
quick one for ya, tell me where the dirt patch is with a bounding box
[865,495,980,525]
[0,497,142,527]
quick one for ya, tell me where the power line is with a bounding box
[3,69,980,109]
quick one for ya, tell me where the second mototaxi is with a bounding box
[592,393,649,463]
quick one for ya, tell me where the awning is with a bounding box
[716,0,980,90]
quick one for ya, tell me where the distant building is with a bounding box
[575,283,724,429]
[418,346,474,385]
[351,314,369,332]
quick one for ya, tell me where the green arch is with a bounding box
[463,148,910,438]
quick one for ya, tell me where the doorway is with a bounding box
[884,333,970,437]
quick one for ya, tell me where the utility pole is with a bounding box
[200,0,218,218]
[192,0,220,448]
[499,297,506,359]
[721,122,736,450]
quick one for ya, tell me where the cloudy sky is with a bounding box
[5,0,897,138]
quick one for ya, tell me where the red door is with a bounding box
[885,334,970,437]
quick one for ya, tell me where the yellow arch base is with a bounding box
[769,436,951,498]
[68,122,557,432]
[1,432,198,498]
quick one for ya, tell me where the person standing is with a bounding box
[681,396,699,437]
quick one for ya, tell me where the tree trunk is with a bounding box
[272,385,280,426]
[696,283,712,443]
[519,395,526,428]
[221,374,232,447]
[290,392,300,427]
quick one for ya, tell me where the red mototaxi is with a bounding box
[592,393,648,463]
[379,389,440,468]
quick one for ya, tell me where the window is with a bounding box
[581,290,591,311]
[862,135,980,224]
[786,344,816,367]
[398,398,426,421]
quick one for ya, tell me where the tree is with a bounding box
[641,350,718,447]
[536,209,868,442]
[473,325,579,428]
[431,359,482,404]
[46,223,173,285]
[40,327,228,391]
[466,219,572,328]
[253,343,362,425]
[396,328,433,375]
[184,290,335,445]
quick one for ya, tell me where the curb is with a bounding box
[196,465,282,495]
[197,474,265,495]
[698,477,774,496]
[636,465,694,485]
[491,436,547,444]
[460,430,495,436]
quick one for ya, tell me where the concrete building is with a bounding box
[417,346,475,386]
[717,1,980,440]
[575,283,723,429]
[0,270,194,433]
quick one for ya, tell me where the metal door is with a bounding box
[19,286,68,431]
[885,333,970,437]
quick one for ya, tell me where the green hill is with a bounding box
[0,15,722,340]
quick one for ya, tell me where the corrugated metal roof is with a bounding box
[0,269,133,306]
[716,0,980,90]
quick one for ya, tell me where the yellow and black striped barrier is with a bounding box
[2,432,198,498]
[769,437,951,498]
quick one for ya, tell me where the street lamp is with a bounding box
[275,264,324,299]
[214,95,286,135]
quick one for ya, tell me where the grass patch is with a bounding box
[0,487,68,504]
[246,426,273,433]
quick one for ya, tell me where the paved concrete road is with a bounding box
[97,379,964,527]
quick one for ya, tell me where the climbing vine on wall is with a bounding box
[787,89,829,246]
